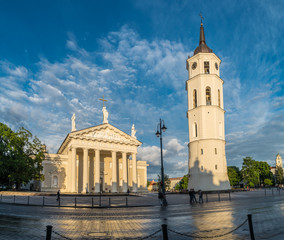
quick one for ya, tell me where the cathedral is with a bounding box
[186,20,231,191]
[41,104,148,193]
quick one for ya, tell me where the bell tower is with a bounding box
[186,19,230,191]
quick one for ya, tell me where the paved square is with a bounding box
[0,190,284,239]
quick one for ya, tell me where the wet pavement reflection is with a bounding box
[0,190,284,239]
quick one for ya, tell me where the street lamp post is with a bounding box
[156,118,167,206]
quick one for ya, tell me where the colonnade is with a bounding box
[70,147,137,193]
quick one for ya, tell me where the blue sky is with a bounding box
[0,0,283,180]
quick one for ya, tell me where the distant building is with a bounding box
[148,180,158,192]
[169,177,183,190]
[270,153,283,175]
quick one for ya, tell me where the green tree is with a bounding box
[157,174,171,191]
[241,157,273,187]
[264,178,273,186]
[175,174,189,190]
[241,157,259,187]
[275,166,284,186]
[227,166,241,186]
[0,123,45,190]
[255,161,273,185]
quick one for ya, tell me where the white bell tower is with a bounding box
[186,20,230,191]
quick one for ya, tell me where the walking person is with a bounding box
[56,190,60,201]
[189,189,197,204]
[198,190,203,203]
[192,189,197,203]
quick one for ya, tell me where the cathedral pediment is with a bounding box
[57,123,141,154]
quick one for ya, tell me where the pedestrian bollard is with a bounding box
[109,197,111,207]
[43,196,45,207]
[99,195,101,207]
[28,196,30,205]
[75,197,77,208]
[46,225,53,240]
[218,193,220,201]
[92,197,94,208]
[161,224,168,240]
[126,196,128,207]
[247,214,255,240]
[14,195,16,204]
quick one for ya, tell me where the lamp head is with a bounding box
[161,124,167,132]
[155,130,160,137]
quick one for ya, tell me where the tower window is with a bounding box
[218,89,221,107]
[201,149,203,155]
[204,61,210,74]
[206,87,211,105]
[201,165,203,171]
[215,148,217,154]
[215,164,218,170]
[193,123,198,138]
[193,89,197,108]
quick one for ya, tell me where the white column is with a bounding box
[111,151,117,192]
[82,148,88,193]
[122,152,128,192]
[71,147,76,193]
[94,149,100,193]
[132,153,137,192]
[89,153,94,192]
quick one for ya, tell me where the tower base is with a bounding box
[188,172,230,191]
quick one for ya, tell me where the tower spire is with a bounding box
[199,12,205,45]
[193,14,213,55]
[199,22,206,45]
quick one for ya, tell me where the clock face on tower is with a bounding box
[192,62,197,70]
[215,62,218,70]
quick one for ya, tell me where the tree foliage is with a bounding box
[275,166,284,185]
[0,123,45,189]
[240,157,273,187]
[227,166,241,186]
[264,178,273,186]
[175,174,189,190]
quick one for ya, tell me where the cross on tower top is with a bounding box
[99,95,108,107]
[199,12,204,24]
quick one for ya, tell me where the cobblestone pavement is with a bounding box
[0,190,284,239]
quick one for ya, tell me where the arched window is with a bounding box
[194,123,198,137]
[218,89,221,107]
[204,61,210,74]
[206,87,211,105]
[53,175,58,188]
[193,89,197,108]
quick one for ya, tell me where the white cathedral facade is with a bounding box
[41,106,148,193]
[186,21,231,191]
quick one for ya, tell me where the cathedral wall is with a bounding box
[41,154,68,192]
